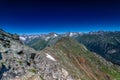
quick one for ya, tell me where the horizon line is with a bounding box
[18,30,120,35]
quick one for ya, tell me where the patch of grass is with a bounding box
[28,68,36,73]
[39,75,45,80]
[1,61,6,65]
[101,66,120,79]
[52,37,120,80]
[17,60,22,65]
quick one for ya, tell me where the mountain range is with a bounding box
[0,29,120,80]
[20,31,120,66]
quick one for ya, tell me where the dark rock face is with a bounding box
[12,34,19,40]
[0,53,2,60]
[0,65,9,79]
[17,51,24,55]
[30,53,36,59]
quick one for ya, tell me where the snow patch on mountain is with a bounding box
[46,53,56,61]
[45,36,50,41]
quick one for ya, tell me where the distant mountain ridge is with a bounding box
[20,32,83,41]
[20,31,120,66]
[20,31,119,43]
[19,32,83,50]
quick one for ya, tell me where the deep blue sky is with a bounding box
[0,0,120,34]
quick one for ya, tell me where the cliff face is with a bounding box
[0,30,120,80]
[0,29,36,79]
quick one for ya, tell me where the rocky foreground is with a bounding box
[0,30,75,80]
[0,29,120,80]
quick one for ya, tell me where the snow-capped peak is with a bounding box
[69,32,74,37]
[19,36,26,41]
[69,32,79,37]
[54,33,58,37]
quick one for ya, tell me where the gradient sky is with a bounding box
[0,0,120,34]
